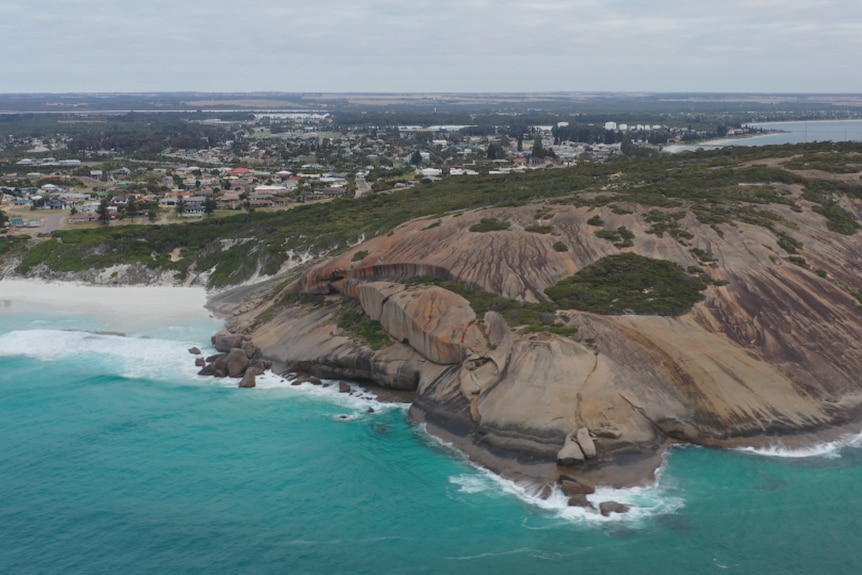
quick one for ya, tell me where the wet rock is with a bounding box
[567,494,594,509]
[197,364,216,376]
[338,381,351,393]
[212,330,245,353]
[239,370,256,388]
[195,357,206,367]
[599,501,631,516]
[560,479,595,496]
[188,346,201,355]
[206,353,225,363]
[225,348,250,378]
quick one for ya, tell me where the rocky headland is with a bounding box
[203,181,862,504]
[7,144,862,510]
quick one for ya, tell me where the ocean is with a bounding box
[665,118,862,153]
[2,308,862,574]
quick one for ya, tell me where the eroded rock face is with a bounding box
[357,282,487,365]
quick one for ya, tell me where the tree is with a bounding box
[204,197,217,216]
[97,199,111,225]
[531,136,545,158]
[486,142,505,160]
[175,197,186,216]
[410,150,423,166]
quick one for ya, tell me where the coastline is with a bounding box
[7,277,862,495]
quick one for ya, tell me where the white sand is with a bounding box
[0,279,216,332]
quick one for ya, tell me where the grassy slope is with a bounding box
[8,141,862,291]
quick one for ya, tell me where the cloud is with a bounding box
[2,0,860,92]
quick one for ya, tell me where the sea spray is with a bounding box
[734,429,862,459]
[428,424,686,525]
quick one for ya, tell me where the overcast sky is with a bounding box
[2,0,860,93]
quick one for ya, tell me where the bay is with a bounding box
[665,119,862,153]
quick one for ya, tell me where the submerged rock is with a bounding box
[568,494,594,509]
[599,501,631,516]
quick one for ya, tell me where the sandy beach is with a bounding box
[0,279,215,332]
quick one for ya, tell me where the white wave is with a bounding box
[425,425,685,525]
[247,371,409,415]
[0,328,211,382]
[734,430,862,459]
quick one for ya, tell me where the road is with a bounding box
[355,175,371,198]
[41,212,67,234]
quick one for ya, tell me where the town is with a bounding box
[1,91,857,234]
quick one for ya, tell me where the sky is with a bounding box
[2,0,861,93]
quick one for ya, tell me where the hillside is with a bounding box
[6,142,862,493]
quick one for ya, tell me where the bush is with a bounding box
[552,241,569,252]
[469,218,511,232]
[545,253,707,316]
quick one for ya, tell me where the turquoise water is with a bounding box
[2,310,862,574]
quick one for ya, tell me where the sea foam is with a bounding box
[0,328,210,382]
[240,371,409,415]
[428,426,684,525]
[734,430,862,459]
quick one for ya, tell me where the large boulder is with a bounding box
[556,440,585,466]
[357,283,486,365]
[576,427,597,459]
[225,348,251,378]
[560,478,595,496]
[212,330,245,353]
[239,370,256,388]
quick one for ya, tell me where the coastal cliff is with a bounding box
[214,182,862,490]
[8,143,862,494]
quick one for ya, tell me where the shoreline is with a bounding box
[7,276,862,498]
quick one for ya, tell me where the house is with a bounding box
[227,167,251,177]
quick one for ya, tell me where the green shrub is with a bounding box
[352,250,369,262]
[552,241,569,252]
[595,226,634,248]
[587,215,604,226]
[812,204,859,235]
[545,253,707,316]
[525,224,553,234]
[469,218,511,232]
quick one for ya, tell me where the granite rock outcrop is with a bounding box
[213,200,862,489]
